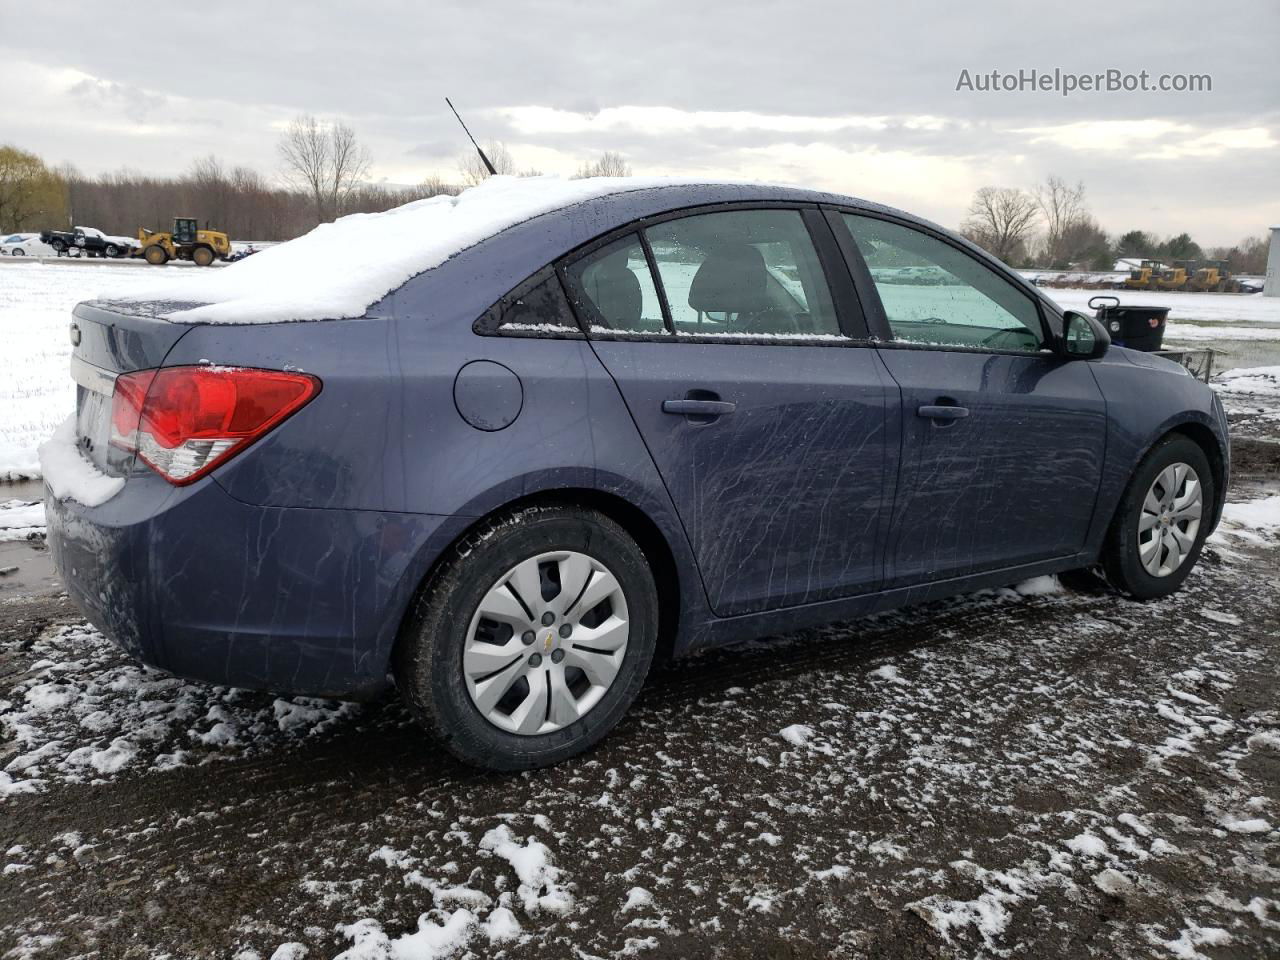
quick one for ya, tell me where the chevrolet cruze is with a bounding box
[44,178,1229,770]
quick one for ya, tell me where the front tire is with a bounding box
[395,504,658,771]
[144,245,168,265]
[1101,435,1213,600]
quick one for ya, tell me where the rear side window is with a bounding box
[645,210,841,338]
[562,235,668,335]
[473,266,583,338]
[842,214,1045,353]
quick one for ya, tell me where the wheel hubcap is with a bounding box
[463,550,629,736]
[1138,462,1202,578]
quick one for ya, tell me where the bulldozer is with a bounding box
[1123,259,1162,290]
[136,217,232,266]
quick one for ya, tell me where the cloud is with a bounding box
[1,0,1277,244]
[1015,120,1278,159]
[68,76,166,123]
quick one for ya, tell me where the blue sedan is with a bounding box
[44,179,1229,770]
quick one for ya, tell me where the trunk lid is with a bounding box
[69,300,197,473]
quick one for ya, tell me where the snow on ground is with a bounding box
[1044,287,1280,332]
[0,498,43,542]
[0,260,202,480]
[1212,366,1280,441]
[0,621,361,798]
[1215,365,1280,398]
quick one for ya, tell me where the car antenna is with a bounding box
[445,97,497,176]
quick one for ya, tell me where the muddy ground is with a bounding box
[1,441,1277,959]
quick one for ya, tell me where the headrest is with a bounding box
[687,243,770,314]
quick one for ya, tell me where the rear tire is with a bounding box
[395,504,658,771]
[1100,435,1213,600]
[192,246,214,267]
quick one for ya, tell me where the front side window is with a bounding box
[562,234,667,335]
[645,210,841,338]
[842,214,1045,353]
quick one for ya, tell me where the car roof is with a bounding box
[107,177,1006,326]
[373,180,937,326]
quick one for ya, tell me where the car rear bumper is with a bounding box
[46,473,465,698]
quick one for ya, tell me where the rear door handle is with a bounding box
[662,399,737,417]
[917,404,970,421]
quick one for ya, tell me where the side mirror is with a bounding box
[1061,311,1110,360]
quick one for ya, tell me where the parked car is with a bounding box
[44,179,1229,771]
[1,233,56,257]
[39,226,135,258]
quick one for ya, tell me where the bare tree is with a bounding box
[457,141,516,186]
[960,186,1038,264]
[418,173,461,199]
[278,114,372,224]
[1034,175,1088,267]
[571,151,632,179]
[0,144,67,231]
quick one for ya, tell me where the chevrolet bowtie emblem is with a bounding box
[544,631,554,651]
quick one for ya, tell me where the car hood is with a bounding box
[1114,346,1195,379]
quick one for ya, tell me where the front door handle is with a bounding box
[662,399,737,417]
[917,404,970,421]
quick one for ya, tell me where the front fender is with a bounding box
[1087,350,1228,549]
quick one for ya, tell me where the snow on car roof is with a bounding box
[117,175,749,325]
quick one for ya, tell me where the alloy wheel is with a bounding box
[1138,462,1203,577]
[463,550,630,735]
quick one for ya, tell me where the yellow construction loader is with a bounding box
[136,217,232,266]
[1156,262,1193,291]
[1123,260,1162,290]
[1189,260,1244,293]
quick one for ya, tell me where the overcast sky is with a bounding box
[2,1,1276,245]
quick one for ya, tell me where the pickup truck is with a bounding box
[38,226,137,258]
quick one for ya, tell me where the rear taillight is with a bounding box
[110,365,320,485]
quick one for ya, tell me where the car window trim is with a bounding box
[557,201,872,347]
[823,204,1056,358]
[637,230,675,334]
[558,231,671,337]
[801,208,871,340]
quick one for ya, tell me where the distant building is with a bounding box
[1266,227,1280,297]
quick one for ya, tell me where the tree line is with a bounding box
[1,120,1266,273]
[960,177,1270,275]
[0,116,634,241]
